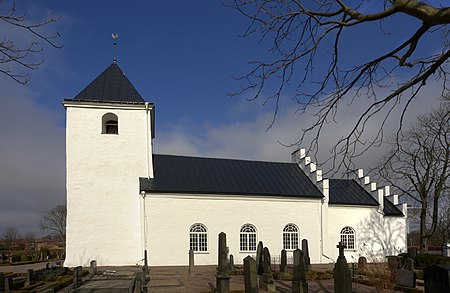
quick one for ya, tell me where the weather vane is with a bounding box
[112,33,119,63]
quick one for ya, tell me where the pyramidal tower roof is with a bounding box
[72,62,145,103]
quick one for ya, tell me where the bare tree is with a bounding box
[230,0,450,173]
[377,103,450,252]
[2,226,20,254]
[40,205,66,246]
[0,0,61,84]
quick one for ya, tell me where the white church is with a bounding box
[63,61,407,267]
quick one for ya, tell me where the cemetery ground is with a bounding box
[0,262,428,293]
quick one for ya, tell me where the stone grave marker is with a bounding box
[401,257,414,271]
[333,242,352,293]
[387,256,399,270]
[0,272,5,291]
[25,269,34,286]
[188,249,195,276]
[216,232,230,293]
[424,264,450,293]
[259,247,276,292]
[280,249,287,273]
[229,254,235,272]
[301,239,311,271]
[244,256,259,293]
[90,260,97,276]
[394,269,416,288]
[5,277,12,293]
[256,241,264,275]
[358,256,367,273]
[73,266,83,288]
[292,248,308,293]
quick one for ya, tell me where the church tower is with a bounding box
[63,61,154,266]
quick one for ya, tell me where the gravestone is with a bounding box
[244,256,259,293]
[256,241,264,275]
[407,247,417,259]
[292,248,308,293]
[387,256,399,270]
[0,272,5,291]
[280,249,287,273]
[424,264,450,293]
[301,239,311,271]
[401,257,414,271]
[73,266,83,288]
[229,254,235,272]
[358,256,367,273]
[90,260,97,276]
[25,269,34,286]
[259,247,276,292]
[333,242,352,293]
[216,232,230,293]
[189,249,195,276]
[394,269,416,288]
[5,277,12,293]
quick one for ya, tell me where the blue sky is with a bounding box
[0,1,446,234]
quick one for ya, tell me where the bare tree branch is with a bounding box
[0,0,62,84]
[40,205,66,247]
[229,0,450,173]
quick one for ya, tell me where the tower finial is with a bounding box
[112,33,119,63]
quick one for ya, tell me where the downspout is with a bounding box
[145,102,152,178]
[321,199,334,263]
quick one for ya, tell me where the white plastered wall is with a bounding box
[142,194,323,266]
[327,205,407,262]
[64,102,153,267]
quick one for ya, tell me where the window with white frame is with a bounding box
[340,226,355,250]
[240,224,257,251]
[283,223,299,250]
[190,223,208,252]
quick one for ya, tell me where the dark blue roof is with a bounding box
[140,154,324,198]
[70,62,145,103]
[329,179,403,216]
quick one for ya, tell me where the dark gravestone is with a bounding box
[401,257,414,271]
[25,269,34,286]
[188,249,195,276]
[424,265,450,293]
[408,247,417,259]
[358,256,367,273]
[90,260,97,276]
[260,247,275,292]
[395,269,416,288]
[292,248,308,293]
[301,239,311,271]
[256,241,264,275]
[334,242,352,293]
[244,256,259,293]
[229,254,235,272]
[216,232,230,293]
[280,249,287,273]
[387,256,399,270]
[73,266,83,288]
[0,272,5,291]
[5,277,12,293]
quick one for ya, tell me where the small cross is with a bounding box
[337,241,346,257]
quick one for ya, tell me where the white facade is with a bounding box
[64,101,154,267]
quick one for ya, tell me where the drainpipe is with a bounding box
[145,102,153,178]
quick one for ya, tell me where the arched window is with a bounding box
[240,224,257,251]
[102,113,118,134]
[340,226,356,250]
[190,223,207,252]
[283,223,299,250]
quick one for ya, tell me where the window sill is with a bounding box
[193,252,209,254]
